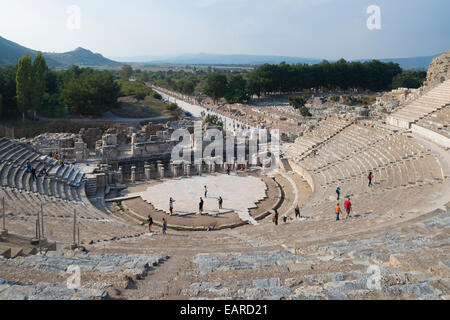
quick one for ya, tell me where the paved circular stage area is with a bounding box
[139,173,268,224]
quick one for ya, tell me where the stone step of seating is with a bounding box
[1,146,23,162]
[184,215,448,300]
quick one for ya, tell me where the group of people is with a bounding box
[167,186,224,216]
[334,198,353,221]
[49,152,67,168]
[272,205,302,226]
[146,215,167,235]
[147,185,226,235]
[26,161,48,182]
[335,186,353,221]
[198,186,224,215]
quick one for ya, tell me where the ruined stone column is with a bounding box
[145,163,151,180]
[151,163,156,179]
[158,163,165,179]
[174,163,180,177]
[170,161,175,178]
[211,161,216,174]
[186,163,191,177]
[244,160,249,170]
[118,167,123,184]
[131,166,136,183]
[197,163,203,176]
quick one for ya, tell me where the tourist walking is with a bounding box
[204,186,208,198]
[227,166,231,175]
[344,198,352,219]
[336,186,341,201]
[295,205,301,219]
[273,209,279,226]
[283,212,289,224]
[147,215,153,233]
[169,198,175,215]
[334,203,342,221]
[368,172,373,187]
[26,161,32,173]
[162,218,167,235]
[199,197,204,214]
[30,167,37,182]
[218,196,223,209]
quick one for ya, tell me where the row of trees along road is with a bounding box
[246,60,403,97]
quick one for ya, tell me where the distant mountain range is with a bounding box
[121,53,323,66]
[0,36,442,70]
[0,36,121,68]
[131,53,441,70]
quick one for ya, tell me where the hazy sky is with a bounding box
[0,0,449,60]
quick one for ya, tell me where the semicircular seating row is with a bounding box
[284,119,447,220]
[0,137,102,219]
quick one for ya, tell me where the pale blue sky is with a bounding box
[0,0,448,60]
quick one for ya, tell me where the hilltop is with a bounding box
[0,36,121,68]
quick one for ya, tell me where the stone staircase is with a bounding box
[387,80,450,129]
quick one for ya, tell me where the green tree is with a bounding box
[299,106,312,117]
[0,66,18,118]
[16,54,34,122]
[62,68,120,116]
[204,114,224,128]
[139,70,150,82]
[203,73,228,104]
[31,52,47,119]
[392,71,425,89]
[166,103,178,111]
[120,65,133,81]
[289,96,307,109]
[181,80,195,95]
[225,74,249,104]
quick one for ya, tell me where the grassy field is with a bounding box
[113,95,173,118]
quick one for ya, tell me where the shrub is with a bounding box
[166,103,178,111]
[299,106,312,117]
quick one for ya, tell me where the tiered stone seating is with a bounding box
[284,117,352,161]
[0,138,144,243]
[0,138,83,202]
[183,206,449,300]
[415,106,450,139]
[387,80,450,129]
[0,251,168,300]
[284,122,447,214]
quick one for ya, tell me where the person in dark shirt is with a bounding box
[199,197,204,214]
[295,205,301,219]
[147,215,153,233]
[273,209,279,226]
[218,196,223,210]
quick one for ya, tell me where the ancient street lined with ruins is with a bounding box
[0,51,449,301]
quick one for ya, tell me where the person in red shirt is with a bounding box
[344,198,352,219]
